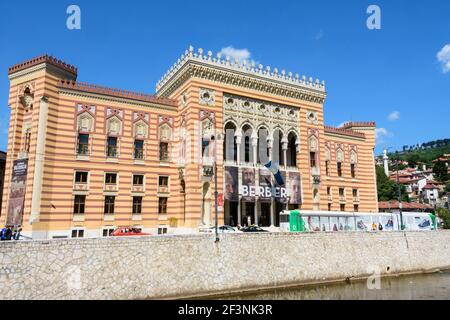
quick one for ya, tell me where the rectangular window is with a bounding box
[24,129,31,153]
[328,203,332,211]
[132,196,142,214]
[340,204,345,212]
[202,139,209,158]
[133,174,144,186]
[354,204,359,212]
[158,197,168,214]
[337,162,342,177]
[159,176,169,187]
[105,173,117,184]
[77,134,89,155]
[104,196,115,214]
[158,227,168,235]
[353,189,358,197]
[339,188,345,197]
[310,152,316,168]
[107,136,118,157]
[71,229,84,238]
[350,164,356,178]
[327,187,331,195]
[325,160,329,176]
[103,228,115,237]
[134,139,144,160]
[73,195,86,214]
[75,171,88,184]
[159,142,169,161]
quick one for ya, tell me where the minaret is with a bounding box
[383,149,389,177]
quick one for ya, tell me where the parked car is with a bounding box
[199,225,241,233]
[111,227,151,237]
[241,225,269,233]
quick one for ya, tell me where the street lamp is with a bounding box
[394,151,404,230]
[210,134,219,243]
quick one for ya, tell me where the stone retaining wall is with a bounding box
[1,231,450,300]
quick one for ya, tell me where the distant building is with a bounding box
[422,183,440,207]
[0,151,6,215]
[378,201,433,213]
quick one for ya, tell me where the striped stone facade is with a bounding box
[0,49,378,239]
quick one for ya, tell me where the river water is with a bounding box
[218,271,450,300]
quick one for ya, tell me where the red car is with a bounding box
[111,227,151,237]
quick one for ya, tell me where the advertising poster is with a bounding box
[276,171,287,203]
[224,166,238,202]
[241,168,255,202]
[259,168,272,203]
[7,159,28,226]
[288,172,301,205]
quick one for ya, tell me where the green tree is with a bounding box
[376,166,409,201]
[436,208,450,229]
[433,161,449,182]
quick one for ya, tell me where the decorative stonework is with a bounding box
[223,93,299,139]
[199,88,215,106]
[133,112,149,139]
[105,108,124,136]
[336,148,344,163]
[306,110,319,125]
[76,104,96,133]
[349,145,358,164]
[156,46,326,103]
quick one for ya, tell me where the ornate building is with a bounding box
[1,48,378,239]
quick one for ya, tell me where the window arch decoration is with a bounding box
[105,108,124,136]
[75,104,96,133]
[133,112,149,139]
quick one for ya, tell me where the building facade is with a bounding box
[1,48,378,239]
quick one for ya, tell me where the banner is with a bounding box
[276,171,288,203]
[288,172,302,205]
[7,159,28,226]
[241,168,255,202]
[259,168,272,203]
[224,166,238,202]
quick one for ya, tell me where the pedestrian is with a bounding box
[5,226,13,240]
[13,226,22,240]
[0,226,7,241]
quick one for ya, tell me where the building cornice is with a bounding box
[324,126,366,141]
[156,46,327,103]
[58,81,178,112]
[58,80,178,109]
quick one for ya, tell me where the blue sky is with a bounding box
[0,0,449,155]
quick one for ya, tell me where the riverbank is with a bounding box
[216,270,450,300]
[1,231,450,299]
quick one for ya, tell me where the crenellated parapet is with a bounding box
[8,54,78,77]
[156,46,327,103]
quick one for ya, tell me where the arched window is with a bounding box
[257,127,269,164]
[241,124,252,164]
[287,132,297,167]
[159,124,172,161]
[224,122,237,162]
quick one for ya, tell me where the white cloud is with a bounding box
[375,128,389,139]
[437,44,450,73]
[387,111,400,121]
[219,46,251,63]
[375,127,390,145]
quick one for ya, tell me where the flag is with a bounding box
[264,161,284,186]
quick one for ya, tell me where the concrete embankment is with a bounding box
[0,231,449,299]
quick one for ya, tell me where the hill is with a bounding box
[378,138,450,167]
